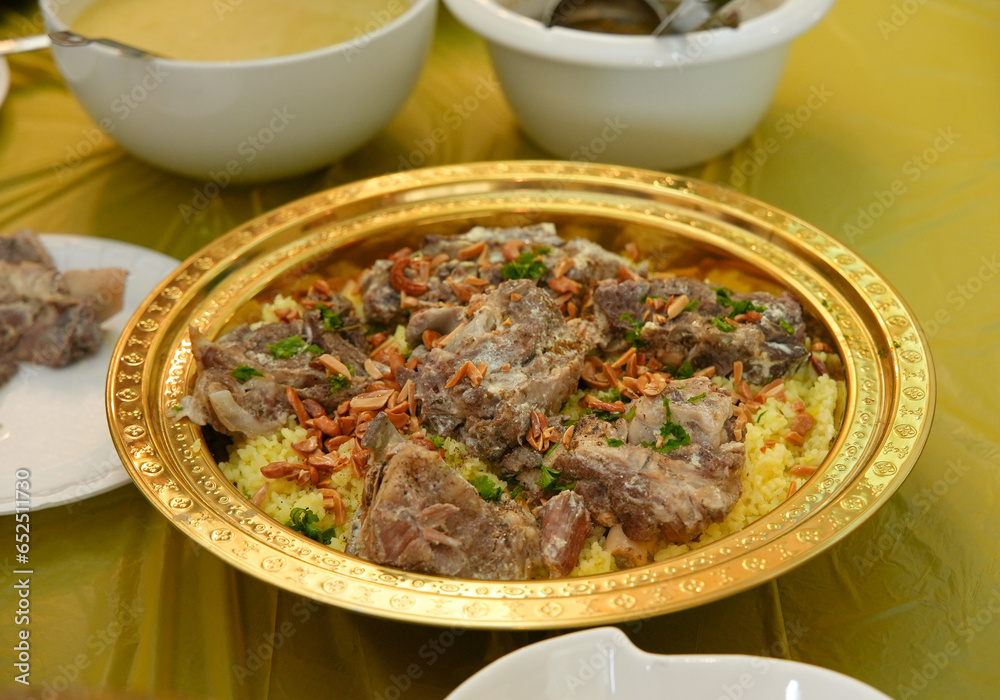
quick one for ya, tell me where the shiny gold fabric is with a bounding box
[1,1,997,698]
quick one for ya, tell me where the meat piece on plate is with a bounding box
[359,223,636,326]
[178,317,370,436]
[405,279,597,462]
[592,277,808,383]
[627,376,737,449]
[553,380,745,543]
[537,490,591,578]
[0,229,55,266]
[348,443,541,580]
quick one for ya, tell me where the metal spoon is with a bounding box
[0,30,162,59]
[543,0,740,36]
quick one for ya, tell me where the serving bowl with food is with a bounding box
[41,0,437,181]
[107,161,933,628]
[443,0,835,169]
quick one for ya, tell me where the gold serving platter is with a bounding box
[107,161,934,629]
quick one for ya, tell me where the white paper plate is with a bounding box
[0,234,179,514]
[446,627,892,700]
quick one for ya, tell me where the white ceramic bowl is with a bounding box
[446,627,893,700]
[443,0,834,169]
[42,0,437,182]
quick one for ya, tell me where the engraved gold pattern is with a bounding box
[106,161,934,629]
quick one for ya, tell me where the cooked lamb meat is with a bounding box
[359,223,635,326]
[592,277,808,383]
[348,443,541,580]
[537,490,591,578]
[0,232,128,389]
[179,317,370,436]
[404,279,597,462]
[0,229,55,266]
[627,376,737,449]
[553,383,745,543]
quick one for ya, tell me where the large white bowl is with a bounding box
[443,0,834,169]
[42,0,437,182]
[446,627,893,699]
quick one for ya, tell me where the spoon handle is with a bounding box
[49,30,162,59]
[0,34,52,57]
[654,0,737,35]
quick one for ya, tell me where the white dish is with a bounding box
[0,57,9,111]
[0,234,179,514]
[446,627,892,700]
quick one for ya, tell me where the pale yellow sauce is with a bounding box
[72,0,410,61]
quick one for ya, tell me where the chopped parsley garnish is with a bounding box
[470,475,502,501]
[316,304,343,331]
[170,404,183,412]
[669,360,694,379]
[683,299,700,312]
[619,313,647,349]
[756,410,768,423]
[544,443,560,459]
[429,435,446,449]
[821,299,832,310]
[509,484,524,500]
[715,287,766,315]
[266,335,322,359]
[327,374,351,393]
[893,341,901,349]
[286,507,336,545]
[778,319,795,334]
[592,409,622,421]
[231,365,264,383]
[640,402,691,454]
[606,437,625,447]
[538,464,562,490]
[501,249,549,280]
[625,406,636,421]
[687,392,707,403]
[711,317,736,333]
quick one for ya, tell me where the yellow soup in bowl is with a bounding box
[72,0,410,61]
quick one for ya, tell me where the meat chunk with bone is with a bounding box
[592,277,808,383]
[537,490,591,578]
[178,311,369,436]
[347,443,541,580]
[553,379,744,543]
[404,279,597,462]
[360,223,636,326]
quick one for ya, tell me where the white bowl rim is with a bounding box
[442,0,836,68]
[41,0,437,68]
[445,627,894,700]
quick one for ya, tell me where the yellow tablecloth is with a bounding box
[1,1,998,698]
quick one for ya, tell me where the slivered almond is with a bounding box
[733,360,743,386]
[694,366,716,378]
[502,239,525,262]
[286,387,309,426]
[326,435,352,450]
[583,394,625,413]
[641,373,667,396]
[510,292,522,302]
[421,329,442,348]
[618,265,642,282]
[465,276,490,287]
[448,280,476,303]
[320,488,347,525]
[561,424,575,448]
[666,294,690,320]
[436,322,467,348]
[457,241,486,260]
[502,317,513,326]
[550,276,582,295]
[501,363,511,372]
[445,360,475,389]
[251,483,269,507]
[553,258,574,278]
[364,358,382,378]
[784,430,805,446]
[350,389,393,411]
[317,354,352,378]
[430,252,451,269]
[611,347,637,369]
[312,415,340,437]
[567,301,579,318]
